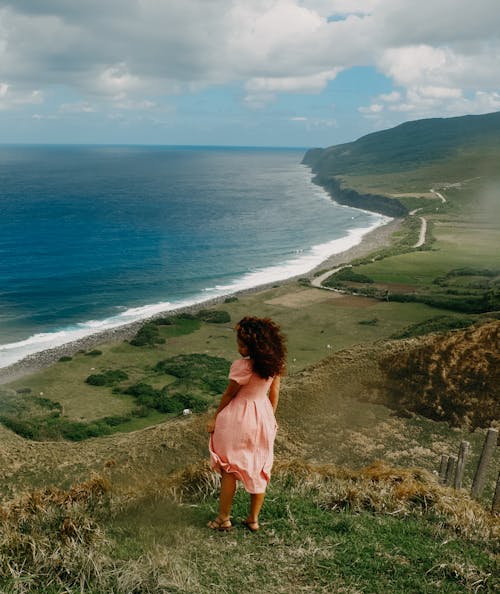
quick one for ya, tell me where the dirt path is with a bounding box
[310,265,351,289]
[430,189,447,203]
[413,216,427,248]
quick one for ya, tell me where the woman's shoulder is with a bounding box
[229,358,253,385]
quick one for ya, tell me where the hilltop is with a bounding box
[1,111,500,592]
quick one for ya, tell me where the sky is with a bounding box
[1,0,499,148]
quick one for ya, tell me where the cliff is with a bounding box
[302,110,500,218]
[309,173,408,217]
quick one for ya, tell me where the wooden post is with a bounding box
[454,441,469,489]
[471,428,498,499]
[438,454,449,484]
[492,471,500,514]
[445,456,457,486]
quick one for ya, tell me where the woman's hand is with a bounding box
[207,417,216,433]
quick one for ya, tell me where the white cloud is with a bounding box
[378,91,400,103]
[0,0,498,123]
[359,103,383,114]
[0,82,42,109]
[244,68,342,106]
[59,101,96,113]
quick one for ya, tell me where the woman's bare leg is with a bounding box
[247,492,265,526]
[218,471,237,520]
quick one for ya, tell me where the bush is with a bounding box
[196,309,231,324]
[155,353,230,393]
[102,414,132,427]
[325,267,373,287]
[170,392,209,413]
[84,349,102,357]
[124,383,159,408]
[122,383,206,414]
[358,318,379,326]
[85,374,107,386]
[176,312,196,320]
[15,387,31,394]
[85,369,128,387]
[391,315,476,339]
[130,322,166,347]
[0,414,114,441]
[224,296,238,303]
[58,355,73,362]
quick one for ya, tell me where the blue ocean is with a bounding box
[0,145,385,366]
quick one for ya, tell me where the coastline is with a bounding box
[0,217,401,385]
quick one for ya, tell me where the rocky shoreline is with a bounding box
[0,217,401,385]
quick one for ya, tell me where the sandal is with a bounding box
[207,517,232,531]
[242,518,260,532]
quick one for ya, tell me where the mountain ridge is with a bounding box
[302,110,500,216]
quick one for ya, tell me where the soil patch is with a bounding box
[265,288,344,308]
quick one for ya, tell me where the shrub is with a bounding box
[358,317,379,326]
[84,349,102,357]
[224,296,238,303]
[176,312,196,320]
[58,355,73,362]
[0,415,114,441]
[196,309,231,324]
[102,414,133,427]
[324,267,373,287]
[124,383,160,408]
[85,369,128,387]
[155,353,230,393]
[391,315,476,339]
[85,374,107,386]
[122,383,205,414]
[170,392,209,413]
[15,387,31,394]
[130,322,165,347]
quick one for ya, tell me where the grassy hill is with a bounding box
[302,111,500,217]
[1,111,499,592]
[303,111,500,177]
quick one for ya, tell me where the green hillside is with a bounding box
[302,111,500,217]
[303,111,500,177]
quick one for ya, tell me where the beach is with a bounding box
[0,217,400,385]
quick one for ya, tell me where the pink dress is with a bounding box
[209,358,277,493]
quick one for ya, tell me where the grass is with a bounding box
[1,462,497,593]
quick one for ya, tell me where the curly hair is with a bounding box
[236,316,287,379]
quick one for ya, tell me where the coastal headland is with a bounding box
[1,111,499,593]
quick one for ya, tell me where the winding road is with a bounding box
[312,187,448,290]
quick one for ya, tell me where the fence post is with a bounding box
[471,428,498,499]
[438,454,449,484]
[454,441,469,489]
[445,456,457,486]
[493,471,500,514]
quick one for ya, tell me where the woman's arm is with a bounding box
[207,380,241,433]
[268,375,281,413]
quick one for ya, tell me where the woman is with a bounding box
[207,316,286,531]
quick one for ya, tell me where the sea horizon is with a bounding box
[0,145,387,368]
